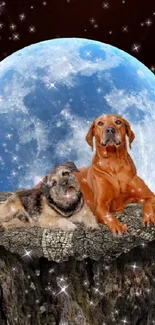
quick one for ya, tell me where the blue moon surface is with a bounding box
[0,38,155,192]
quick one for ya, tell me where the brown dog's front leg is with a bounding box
[142,197,155,226]
[95,200,128,234]
[128,175,155,226]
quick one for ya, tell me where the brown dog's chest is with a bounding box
[93,164,133,195]
[101,173,129,197]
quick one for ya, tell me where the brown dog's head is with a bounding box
[40,161,83,217]
[86,114,135,152]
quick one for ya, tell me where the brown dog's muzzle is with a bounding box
[102,126,121,146]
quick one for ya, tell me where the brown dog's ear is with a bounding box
[85,121,95,151]
[125,120,135,149]
[61,161,80,172]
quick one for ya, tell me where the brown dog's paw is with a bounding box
[100,215,128,235]
[143,214,155,226]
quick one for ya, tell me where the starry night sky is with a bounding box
[0,0,154,72]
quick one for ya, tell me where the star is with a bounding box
[130,262,139,270]
[122,26,128,32]
[89,300,94,306]
[131,43,141,52]
[0,2,5,8]
[19,13,26,21]
[43,1,47,5]
[29,26,36,33]
[48,82,58,90]
[22,248,33,259]
[85,51,91,57]
[93,287,100,293]
[97,87,102,93]
[145,19,152,26]
[12,156,18,161]
[10,23,16,30]
[57,275,66,282]
[150,66,155,72]
[141,242,146,248]
[114,309,119,315]
[57,283,70,296]
[36,299,40,304]
[104,265,110,270]
[94,24,98,28]
[90,17,96,24]
[35,270,40,276]
[102,2,109,9]
[12,33,20,41]
[121,318,130,324]
[109,30,112,34]
[6,133,12,139]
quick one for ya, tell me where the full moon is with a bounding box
[0,38,155,192]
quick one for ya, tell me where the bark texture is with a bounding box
[0,191,155,324]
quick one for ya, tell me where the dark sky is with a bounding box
[0,0,155,72]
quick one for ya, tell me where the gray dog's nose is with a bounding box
[62,179,68,186]
[106,127,116,134]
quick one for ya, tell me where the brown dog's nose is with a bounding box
[106,127,116,134]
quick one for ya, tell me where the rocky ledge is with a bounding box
[0,191,155,325]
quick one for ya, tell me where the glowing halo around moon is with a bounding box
[0,37,155,192]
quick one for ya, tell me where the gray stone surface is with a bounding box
[0,192,155,324]
[0,191,154,263]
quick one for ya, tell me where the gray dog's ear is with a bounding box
[61,161,80,172]
[40,180,50,196]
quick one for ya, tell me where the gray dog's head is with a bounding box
[40,161,84,217]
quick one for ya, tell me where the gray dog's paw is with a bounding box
[53,218,77,231]
[86,221,100,230]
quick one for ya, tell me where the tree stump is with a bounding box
[0,191,155,325]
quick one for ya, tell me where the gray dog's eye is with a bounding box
[98,121,104,126]
[52,180,57,186]
[62,171,70,177]
[115,119,122,125]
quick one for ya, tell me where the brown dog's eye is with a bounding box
[115,120,122,125]
[62,171,70,177]
[52,180,57,186]
[98,121,104,126]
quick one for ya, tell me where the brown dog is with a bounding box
[0,162,99,231]
[72,114,155,234]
